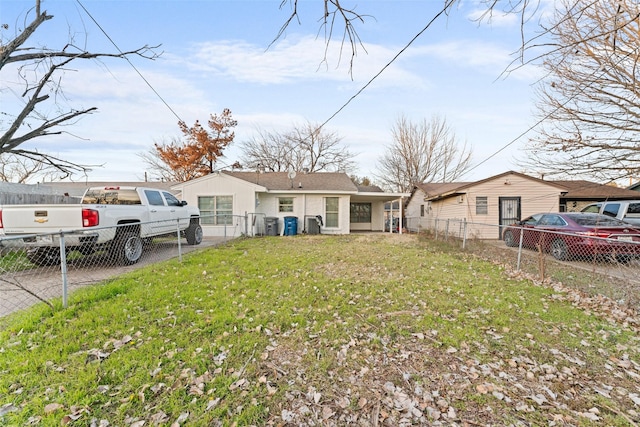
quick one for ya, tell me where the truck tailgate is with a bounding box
[1,204,84,234]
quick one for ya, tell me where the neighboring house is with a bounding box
[627,181,640,192]
[406,171,567,239]
[171,171,408,237]
[554,180,640,212]
[406,171,640,239]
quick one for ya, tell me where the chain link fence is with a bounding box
[0,217,234,323]
[0,211,314,323]
[419,217,640,309]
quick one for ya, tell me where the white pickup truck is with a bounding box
[0,186,203,266]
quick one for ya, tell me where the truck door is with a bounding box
[144,189,174,234]
[162,191,189,230]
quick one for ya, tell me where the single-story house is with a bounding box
[405,170,640,240]
[405,171,568,239]
[171,171,409,237]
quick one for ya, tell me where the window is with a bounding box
[420,204,424,217]
[538,214,566,226]
[602,203,620,218]
[278,197,294,213]
[350,203,371,223]
[581,203,601,213]
[82,188,141,205]
[144,190,164,206]
[198,195,233,225]
[476,196,488,215]
[325,197,339,228]
[163,192,182,206]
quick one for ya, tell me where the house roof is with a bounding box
[417,171,567,201]
[357,185,384,193]
[222,171,359,192]
[408,171,640,204]
[552,180,640,199]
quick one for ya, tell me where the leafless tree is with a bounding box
[274,1,588,76]
[0,153,61,183]
[521,0,640,183]
[240,122,357,173]
[138,137,186,182]
[375,115,472,192]
[0,0,159,178]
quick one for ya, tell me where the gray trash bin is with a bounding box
[265,217,279,236]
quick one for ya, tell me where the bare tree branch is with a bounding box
[521,0,640,183]
[240,122,357,173]
[375,115,473,192]
[0,0,160,179]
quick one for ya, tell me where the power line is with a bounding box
[316,0,457,131]
[75,0,184,124]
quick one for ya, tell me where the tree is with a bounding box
[375,115,472,192]
[521,0,640,183]
[275,1,588,76]
[145,109,237,181]
[240,121,356,173]
[0,0,159,178]
[350,175,374,187]
[0,153,61,183]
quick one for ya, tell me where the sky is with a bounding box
[1,0,548,185]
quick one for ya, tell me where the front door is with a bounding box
[499,197,521,239]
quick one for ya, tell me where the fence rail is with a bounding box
[420,217,640,308]
[5,214,640,325]
[0,216,235,322]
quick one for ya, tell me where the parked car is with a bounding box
[502,212,640,262]
[580,200,640,226]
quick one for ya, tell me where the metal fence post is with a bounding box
[516,227,524,271]
[59,231,69,308]
[176,220,183,262]
[462,219,467,249]
[445,219,450,240]
[435,218,439,240]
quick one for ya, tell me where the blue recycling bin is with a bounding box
[283,216,298,236]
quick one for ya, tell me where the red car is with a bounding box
[502,212,640,262]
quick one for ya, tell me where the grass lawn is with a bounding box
[1,234,639,426]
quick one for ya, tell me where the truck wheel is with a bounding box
[112,231,143,265]
[185,221,203,245]
[26,248,61,266]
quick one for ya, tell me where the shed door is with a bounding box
[499,197,521,239]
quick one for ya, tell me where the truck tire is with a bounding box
[111,230,143,265]
[185,220,203,245]
[26,248,61,267]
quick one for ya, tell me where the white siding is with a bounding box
[424,173,563,239]
[176,174,260,237]
[405,189,428,232]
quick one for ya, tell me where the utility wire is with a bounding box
[75,0,184,124]
[317,0,457,131]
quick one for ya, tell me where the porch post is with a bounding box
[399,197,403,235]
